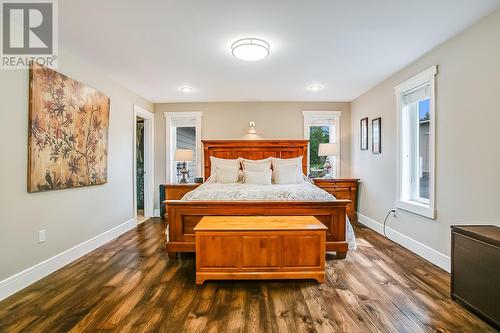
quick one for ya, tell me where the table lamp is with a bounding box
[318,143,338,179]
[174,148,194,183]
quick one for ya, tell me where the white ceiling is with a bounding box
[60,0,500,103]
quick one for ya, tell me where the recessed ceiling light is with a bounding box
[179,86,193,93]
[231,38,270,61]
[308,84,324,92]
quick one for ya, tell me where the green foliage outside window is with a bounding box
[309,126,330,177]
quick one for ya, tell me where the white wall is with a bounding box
[153,102,352,209]
[350,9,500,269]
[0,47,152,282]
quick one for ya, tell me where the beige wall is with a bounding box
[0,47,152,280]
[154,102,351,208]
[351,9,500,261]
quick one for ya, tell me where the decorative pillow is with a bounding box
[242,161,272,172]
[240,157,272,164]
[210,156,240,177]
[271,156,304,183]
[215,166,240,183]
[273,164,301,184]
[243,169,272,185]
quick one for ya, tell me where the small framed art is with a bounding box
[360,117,368,150]
[372,117,381,154]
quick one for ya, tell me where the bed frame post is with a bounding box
[336,252,347,259]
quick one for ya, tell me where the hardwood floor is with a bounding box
[0,218,496,333]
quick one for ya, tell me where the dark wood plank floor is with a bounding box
[0,218,496,333]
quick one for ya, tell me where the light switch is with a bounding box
[38,229,46,243]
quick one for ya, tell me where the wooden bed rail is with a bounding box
[163,200,351,207]
[164,200,351,259]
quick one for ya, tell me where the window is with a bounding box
[303,111,341,178]
[309,126,331,176]
[175,127,196,183]
[395,66,436,219]
[164,112,202,183]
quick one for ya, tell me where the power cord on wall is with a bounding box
[383,209,397,237]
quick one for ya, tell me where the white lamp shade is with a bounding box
[174,148,194,161]
[318,143,338,156]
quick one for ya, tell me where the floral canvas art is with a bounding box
[28,63,110,192]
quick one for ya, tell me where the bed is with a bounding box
[164,140,354,259]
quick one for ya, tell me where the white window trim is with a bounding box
[164,112,202,183]
[395,65,437,219]
[302,111,342,178]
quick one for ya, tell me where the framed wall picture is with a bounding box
[28,63,110,192]
[372,117,381,154]
[360,117,368,150]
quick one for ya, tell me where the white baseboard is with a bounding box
[357,212,450,272]
[153,209,160,217]
[0,218,136,301]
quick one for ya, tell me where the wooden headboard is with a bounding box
[202,140,308,177]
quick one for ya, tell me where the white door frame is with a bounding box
[133,105,155,223]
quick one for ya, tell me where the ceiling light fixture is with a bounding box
[231,38,270,61]
[179,86,193,93]
[308,84,324,92]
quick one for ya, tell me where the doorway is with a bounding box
[133,105,154,224]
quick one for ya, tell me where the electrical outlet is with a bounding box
[38,229,46,243]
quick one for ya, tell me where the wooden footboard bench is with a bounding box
[164,200,350,259]
[194,216,327,284]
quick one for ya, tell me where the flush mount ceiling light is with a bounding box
[179,86,193,93]
[231,38,270,61]
[308,84,324,92]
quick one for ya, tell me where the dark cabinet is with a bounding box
[451,225,500,328]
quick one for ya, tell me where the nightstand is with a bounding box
[313,178,360,223]
[160,183,201,219]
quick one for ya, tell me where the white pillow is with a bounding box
[242,161,271,172]
[240,157,272,164]
[273,164,301,184]
[271,156,304,184]
[210,156,240,177]
[215,166,239,183]
[243,169,272,185]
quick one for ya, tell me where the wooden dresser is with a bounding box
[451,225,500,328]
[313,178,359,223]
[160,183,200,218]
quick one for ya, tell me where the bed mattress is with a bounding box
[183,181,335,201]
[182,181,357,250]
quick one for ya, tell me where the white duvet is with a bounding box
[182,181,357,250]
